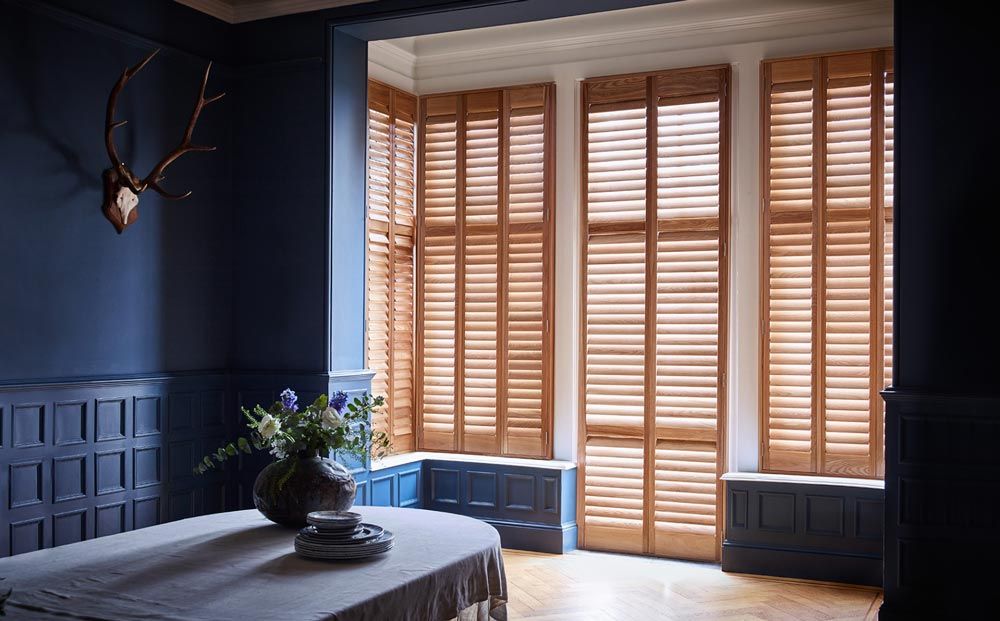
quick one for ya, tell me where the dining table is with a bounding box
[0,506,508,620]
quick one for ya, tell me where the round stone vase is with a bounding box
[253,452,357,528]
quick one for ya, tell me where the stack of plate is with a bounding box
[294,511,395,560]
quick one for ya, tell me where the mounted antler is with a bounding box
[102,49,225,233]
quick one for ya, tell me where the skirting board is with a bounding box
[722,541,881,587]
[486,519,578,555]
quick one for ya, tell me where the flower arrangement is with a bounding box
[194,388,390,475]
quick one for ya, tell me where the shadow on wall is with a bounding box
[0,2,233,383]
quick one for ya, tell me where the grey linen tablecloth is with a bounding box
[0,507,507,621]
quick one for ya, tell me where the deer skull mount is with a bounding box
[102,49,224,234]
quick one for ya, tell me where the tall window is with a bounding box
[416,83,555,458]
[367,80,417,452]
[579,66,730,561]
[760,48,893,478]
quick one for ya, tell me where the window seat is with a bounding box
[351,452,578,553]
[721,471,885,586]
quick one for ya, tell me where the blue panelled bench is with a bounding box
[347,452,577,553]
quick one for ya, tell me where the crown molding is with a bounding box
[382,0,890,78]
[174,0,372,24]
[369,40,417,77]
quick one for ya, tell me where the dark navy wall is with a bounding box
[0,0,235,557]
[882,3,1000,618]
[0,0,233,383]
[230,59,328,372]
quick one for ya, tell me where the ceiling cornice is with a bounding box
[369,39,417,78]
[175,0,372,24]
[395,0,890,75]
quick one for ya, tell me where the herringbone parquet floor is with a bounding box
[503,549,882,621]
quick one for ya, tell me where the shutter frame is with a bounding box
[367,79,417,453]
[417,82,555,459]
[760,48,894,479]
[579,64,730,561]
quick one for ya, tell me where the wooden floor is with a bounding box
[502,549,882,621]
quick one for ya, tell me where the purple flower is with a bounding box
[280,388,298,411]
[330,391,348,412]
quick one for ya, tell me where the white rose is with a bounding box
[320,407,343,431]
[258,413,281,440]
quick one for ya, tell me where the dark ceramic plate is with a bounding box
[298,523,385,543]
[306,510,362,526]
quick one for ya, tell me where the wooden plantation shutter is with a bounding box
[416,83,555,458]
[579,66,729,561]
[367,80,416,453]
[760,49,893,478]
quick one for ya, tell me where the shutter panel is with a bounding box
[653,88,724,559]
[418,84,554,458]
[581,66,728,562]
[505,86,553,457]
[761,49,893,478]
[367,82,392,438]
[463,92,501,454]
[762,61,815,473]
[367,81,416,452]
[392,90,417,452]
[582,84,648,553]
[823,53,874,476]
[419,94,460,451]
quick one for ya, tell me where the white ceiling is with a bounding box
[174,0,373,23]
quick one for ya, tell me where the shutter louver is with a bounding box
[367,81,416,452]
[761,49,893,478]
[580,66,729,562]
[417,84,554,458]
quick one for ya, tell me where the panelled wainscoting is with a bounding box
[880,391,1000,618]
[721,473,884,586]
[0,373,231,557]
[1,370,578,557]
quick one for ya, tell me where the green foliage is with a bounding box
[193,390,391,476]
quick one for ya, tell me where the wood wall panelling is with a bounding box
[0,374,229,558]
